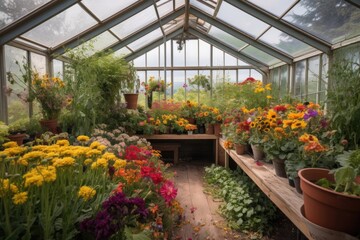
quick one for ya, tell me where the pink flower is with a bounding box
[160,181,177,204]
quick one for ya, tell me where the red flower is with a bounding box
[125,145,148,160]
[149,172,163,184]
[273,105,287,112]
[160,180,177,204]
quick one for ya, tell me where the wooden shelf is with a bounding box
[138,134,218,140]
[220,139,312,240]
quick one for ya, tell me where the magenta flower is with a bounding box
[183,83,188,88]
[160,180,177,204]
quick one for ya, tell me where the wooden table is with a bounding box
[220,138,312,240]
[139,134,219,165]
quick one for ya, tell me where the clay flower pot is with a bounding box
[234,143,246,155]
[124,93,138,110]
[299,168,360,236]
[7,133,27,146]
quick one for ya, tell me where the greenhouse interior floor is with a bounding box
[171,159,300,240]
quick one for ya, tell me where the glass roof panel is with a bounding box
[21,4,97,47]
[14,38,47,51]
[111,6,157,39]
[128,28,163,51]
[113,47,132,57]
[157,0,174,18]
[283,0,360,44]
[190,0,215,15]
[0,0,51,30]
[247,0,297,17]
[175,0,185,9]
[163,19,184,34]
[241,45,282,66]
[259,27,315,57]
[82,0,138,21]
[65,31,118,57]
[208,26,247,50]
[217,1,269,38]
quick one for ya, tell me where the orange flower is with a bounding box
[304,142,327,152]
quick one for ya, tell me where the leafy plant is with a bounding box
[204,165,278,236]
[188,74,211,91]
[0,122,9,145]
[7,118,27,134]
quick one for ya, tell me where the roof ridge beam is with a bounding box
[125,28,183,62]
[188,27,268,74]
[104,8,184,53]
[223,0,331,54]
[190,7,292,64]
[0,0,80,46]
[345,0,360,8]
[51,1,155,56]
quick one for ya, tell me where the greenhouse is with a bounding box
[0,0,360,239]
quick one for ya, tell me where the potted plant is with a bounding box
[122,62,138,110]
[7,118,28,145]
[188,74,211,91]
[144,76,167,109]
[0,121,9,147]
[298,149,360,236]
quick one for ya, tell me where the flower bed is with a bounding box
[0,129,182,239]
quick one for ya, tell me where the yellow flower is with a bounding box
[266,109,277,120]
[89,141,101,149]
[0,179,19,197]
[287,112,304,120]
[2,141,18,148]
[291,120,307,130]
[12,192,28,205]
[77,135,90,142]
[265,83,272,90]
[113,159,127,169]
[23,166,56,187]
[91,158,108,169]
[84,158,93,165]
[97,145,107,151]
[22,151,46,160]
[86,149,102,157]
[56,140,70,146]
[102,152,117,161]
[299,133,318,143]
[266,95,272,99]
[282,120,293,128]
[78,186,96,201]
[53,157,75,167]
[17,157,28,166]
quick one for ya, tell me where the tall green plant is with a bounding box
[327,59,360,148]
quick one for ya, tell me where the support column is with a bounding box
[0,45,8,123]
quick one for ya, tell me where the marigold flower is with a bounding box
[2,141,18,148]
[77,135,90,142]
[288,112,305,120]
[56,140,70,146]
[113,159,127,169]
[304,142,327,152]
[53,157,75,167]
[291,120,307,130]
[299,133,318,143]
[12,191,28,205]
[78,186,96,201]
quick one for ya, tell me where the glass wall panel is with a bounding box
[22,4,97,47]
[128,28,162,51]
[159,44,164,67]
[186,40,198,66]
[259,27,315,57]
[156,0,173,18]
[217,1,269,38]
[241,45,282,66]
[173,71,185,102]
[133,54,146,67]
[308,56,320,103]
[166,70,172,98]
[0,0,50,30]
[280,65,288,97]
[136,71,146,107]
[212,46,224,66]
[238,69,250,82]
[208,26,247,50]
[294,60,306,99]
[5,45,29,123]
[250,70,263,81]
[319,54,328,103]
[247,0,297,17]
[199,40,210,66]
[212,69,224,85]
[82,0,137,21]
[175,0,185,9]
[166,40,172,67]
[111,6,157,39]
[225,53,237,66]
[30,53,46,75]
[190,0,215,15]
[271,68,280,91]
[238,59,249,66]
[113,47,132,57]
[173,40,185,66]
[147,47,159,67]
[225,70,237,83]
[283,0,360,44]
[186,70,199,102]
[53,60,63,78]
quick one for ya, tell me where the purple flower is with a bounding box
[303,109,318,120]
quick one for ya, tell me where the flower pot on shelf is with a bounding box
[124,93,138,110]
[272,157,287,178]
[187,131,193,135]
[234,144,246,155]
[40,119,58,134]
[299,168,360,236]
[7,133,27,146]
[213,123,221,137]
[205,124,214,134]
[250,144,265,161]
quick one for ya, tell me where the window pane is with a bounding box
[128,28,163,51]
[173,70,185,102]
[111,6,157,39]
[31,53,46,75]
[283,0,360,44]
[147,47,159,67]
[186,70,199,102]
[173,40,185,66]
[53,59,63,78]
[238,69,250,82]
[5,45,29,123]
[213,69,224,84]
[199,40,210,66]
[190,0,215,15]
[186,40,198,66]
[22,4,97,47]
[248,0,297,17]
[319,54,328,103]
[271,68,280,91]
[133,54,146,67]
[225,70,237,83]
[212,46,223,66]
[280,65,288,97]
[0,0,50,29]
[217,1,269,38]
[241,45,282,66]
[82,0,138,21]
[294,60,306,98]
[308,56,320,102]
[156,0,173,18]
[208,26,247,50]
[259,27,315,57]
[250,70,263,81]
[225,53,237,66]
[113,47,132,57]
[175,0,185,9]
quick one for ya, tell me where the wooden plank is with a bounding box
[219,139,313,240]
[140,134,218,140]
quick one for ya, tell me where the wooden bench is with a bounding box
[151,143,181,164]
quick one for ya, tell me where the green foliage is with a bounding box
[204,165,278,236]
[8,118,27,134]
[188,74,211,91]
[0,122,9,145]
[327,59,360,149]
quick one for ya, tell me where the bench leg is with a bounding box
[174,148,179,164]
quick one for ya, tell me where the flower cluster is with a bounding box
[196,105,221,125]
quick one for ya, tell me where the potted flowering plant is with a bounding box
[172,118,189,134]
[185,123,197,134]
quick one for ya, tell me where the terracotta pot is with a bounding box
[7,133,27,146]
[299,168,360,236]
[250,144,264,161]
[124,93,138,110]
[272,157,287,178]
[40,119,58,134]
[235,144,246,155]
[205,124,214,134]
[185,117,195,124]
[213,123,221,137]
